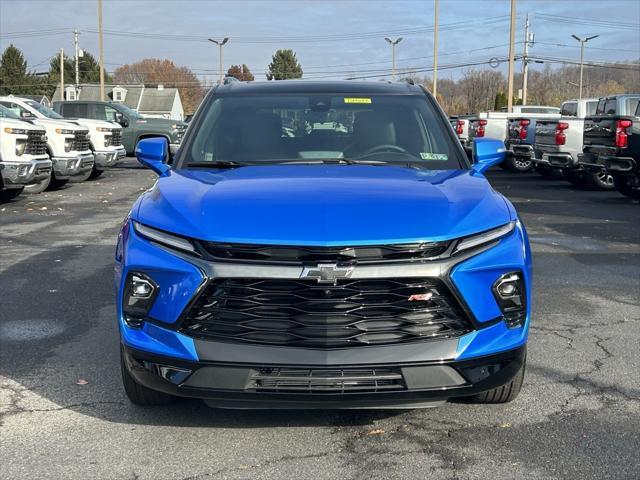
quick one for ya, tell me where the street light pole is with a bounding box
[384,37,403,80]
[432,0,439,98]
[208,38,229,85]
[506,0,516,113]
[571,34,599,100]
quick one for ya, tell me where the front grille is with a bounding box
[179,278,472,348]
[248,367,405,393]
[175,124,187,143]
[198,242,451,264]
[25,130,47,155]
[72,130,90,151]
[110,129,122,146]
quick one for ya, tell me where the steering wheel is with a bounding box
[360,144,410,157]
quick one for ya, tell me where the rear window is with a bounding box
[560,102,577,117]
[181,94,465,170]
[585,101,598,116]
[623,97,639,116]
[520,107,560,114]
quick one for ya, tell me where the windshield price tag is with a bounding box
[421,152,448,161]
[343,98,372,104]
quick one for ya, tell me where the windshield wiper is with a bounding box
[185,161,246,169]
[278,158,389,166]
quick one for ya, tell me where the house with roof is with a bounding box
[52,84,184,120]
[18,94,52,108]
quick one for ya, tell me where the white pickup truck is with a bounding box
[0,105,52,201]
[532,98,615,188]
[0,96,94,192]
[467,105,560,169]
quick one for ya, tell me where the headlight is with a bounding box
[454,221,516,254]
[15,139,27,156]
[55,128,76,135]
[64,139,74,152]
[4,127,28,135]
[96,127,111,132]
[132,221,197,254]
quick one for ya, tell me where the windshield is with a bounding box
[180,94,465,169]
[0,104,21,119]
[113,103,142,118]
[25,100,64,119]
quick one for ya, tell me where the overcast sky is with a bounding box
[1,0,638,84]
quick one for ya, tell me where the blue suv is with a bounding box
[115,81,531,408]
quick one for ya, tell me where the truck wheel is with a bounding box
[587,171,615,190]
[564,170,589,188]
[49,174,69,190]
[0,187,24,202]
[534,164,562,178]
[120,346,176,406]
[613,175,640,199]
[89,166,104,179]
[470,357,526,404]
[68,168,92,183]
[506,156,534,172]
[23,174,51,194]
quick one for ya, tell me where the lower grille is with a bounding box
[179,277,472,348]
[73,130,90,151]
[25,130,47,155]
[249,367,404,393]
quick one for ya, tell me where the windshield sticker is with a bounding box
[420,152,448,161]
[343,98,372,104]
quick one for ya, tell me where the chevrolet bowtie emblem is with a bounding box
[300,263,355,284]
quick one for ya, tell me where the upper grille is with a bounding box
[175,124,187,143]
[73,130,90,151]
[110,129,122,146]
[198,242,451,265]
[248,367,405,393]
[25,130,47,155]
[179,277,472,348]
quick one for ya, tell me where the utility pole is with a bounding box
[506,0,517,112]
[384,37,403,80]
[97,0,105,101]
[432,0,439,98]
[208,38,229,85]
[73,29,80,93]
[571,34,599,100]
[59,48,64,101]
[521,13,534,106]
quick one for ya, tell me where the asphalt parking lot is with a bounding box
[1,162,639,480]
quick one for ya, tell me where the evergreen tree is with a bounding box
[0,44,29,94]
[266,49,302,80]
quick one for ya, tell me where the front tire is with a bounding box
[89,166,104,179]
[470,356,526,403]
[0,187,24,202]
[68,168,92,183]
[120,346,176,406]
[613,175,640,199]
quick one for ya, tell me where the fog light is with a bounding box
[492,272,526,328]
[123,272,158,327]
[17,164,31,177]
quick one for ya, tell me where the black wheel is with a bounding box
[120,346,176,406]
[0,187,24,202]
[613,175,640,199]
[48,176,69,190]
[23,174,51,194]
[564,170,589,188]
[68,168,92,183]
[534,164,562,178]
[506,156,534,172]
[89,166,104,179]
[470,356,526,404]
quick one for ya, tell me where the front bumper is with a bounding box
[0,159,52,187]
[123,343,526,408]
[94,147,126,168]
[51,154,94,179]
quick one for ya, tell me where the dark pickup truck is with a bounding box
[53,101,187,155]
[580,94,640,199]
[505,113,560,173]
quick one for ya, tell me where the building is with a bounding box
[51,84,184,120]
[18,95,51,108]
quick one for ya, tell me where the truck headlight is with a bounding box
[56,128,76,135]
[4,127,28,135]
[64,139,74,152]
[492,272,526,328]
[15,139,27,156]
[122,272,158,327]
[96,127,111,132]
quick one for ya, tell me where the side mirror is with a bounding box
[472,138,506,174]
[21,111,33,119]
[135,137,171,177]
[115,112,129,128]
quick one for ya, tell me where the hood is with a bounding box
[135,117,185,127]
[31,117,87,131]
[0,117,44,131]
[67,117,120,130]
[135,165,511,246]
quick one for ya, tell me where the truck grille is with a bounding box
[198,242,450,264]
[175,124,187,143]
[248,367,405,393]
[110,129,122,147]
[25,130,47,155]
[72,130,90,151]
[178,277,472,348]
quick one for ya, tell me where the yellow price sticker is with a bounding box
[344,98,372,104]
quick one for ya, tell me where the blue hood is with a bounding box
[134,165,510,246]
